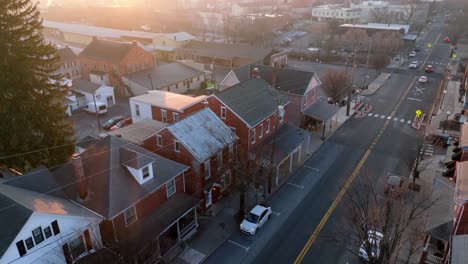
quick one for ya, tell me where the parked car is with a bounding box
[409,61,419,69]
[425,65,433,73]
[358,230,384,261]
[444,37,451,43]
[409,51,416,57]
[240,204,272,235]
[414,46,421,52]
[418,76,428,83]
[103,116,124,130]
[110,117,132,131]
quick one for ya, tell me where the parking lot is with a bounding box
[70,96,131,140]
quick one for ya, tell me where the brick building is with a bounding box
[54,46,81,79]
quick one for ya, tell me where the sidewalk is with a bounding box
[170,106,359,264]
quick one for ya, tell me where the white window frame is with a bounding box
[205,160,211,179]
[142,166,150,179]
[166,179,176,197]
[250,128,256,144]
[173,112,180,122]
[217,152,223,170]
[156,135,162,147]
[229,144,233,162]
[266,119,270,134]
[174,140,180,152]
[220,106,226,119]
[124,206,137,226]
[135,104,140,117]
[161,109,167,122]
[259,124,263,139]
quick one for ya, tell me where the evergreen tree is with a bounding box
[0,0,75,172]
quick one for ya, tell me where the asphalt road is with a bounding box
[203,13,451,264]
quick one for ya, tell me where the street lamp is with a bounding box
[440,90,447,110]
[443,110,451,134]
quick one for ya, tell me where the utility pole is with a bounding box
[92,91,101,132]
[267,98,284,194]
[346,50,356,116]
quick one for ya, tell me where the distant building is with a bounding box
[311,4,362,24]
[53,46,81,79]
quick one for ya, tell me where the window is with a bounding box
[127,64,132,73]
[173,112,179,122]
[103,64,107,72]
[51,220,60,235]
[259,124,263,139]
[69,236,85,259]
[142,166,150,179]
[250,129,256,144]
[137,64,141,71]
[229,144,233,162]
[217,152,223,170]
[93,64,97,70]
[32,227,45,245]
[220,106,226,119]
[44,227,52,238]
[205,160,211,179]
[176,83,179,89]
[157,135,162,147]
[279,114,284,123]
[16,241,27,257]
[161,109,167,122]
[95,94,101,100]
[124,206,137,226]
[25,237,34,250]
[134,64,137,72]
[266,119,270,134]
[166,180,176,197]
[197,76,200,81]
[135,104,140,117]
[174,140,180,152]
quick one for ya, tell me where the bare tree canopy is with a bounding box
[343,29,368,52]
[369,32,403,72]
[321,70,351,104]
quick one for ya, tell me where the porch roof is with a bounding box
[303,96,340,122]
[426,220,453,242]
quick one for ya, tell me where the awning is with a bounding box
[303,96,340,122]
[426,220,453,241]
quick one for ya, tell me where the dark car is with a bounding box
[110,117,132,131]
[103,116,124,130]
[414,46,421,52]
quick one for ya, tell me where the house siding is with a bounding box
[150,103,204,124]
[130,100,153,123]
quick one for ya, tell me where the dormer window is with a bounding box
[142,166,150,179]
[174,140,180,152]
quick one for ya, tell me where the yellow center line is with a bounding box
[294,77,417,264]
[419,32,442,71]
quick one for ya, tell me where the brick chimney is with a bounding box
[72,153,88,200]
[251,67,260,78]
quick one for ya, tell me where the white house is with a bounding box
[0,183,103,264]
[311,4,362,23]
[71,79,115,107]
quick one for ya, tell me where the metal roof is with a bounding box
[340,23,410,34]
[456,161,468,201]
[452,234,468,264]
[303,96,340,121]
[130,90,206,112]
[108,119,167,145]
[167,108,237,163]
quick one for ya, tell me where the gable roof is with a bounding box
[125,62,204,96]
[57,46,78,61]
[130,90,206,112]
[79,38,134,63]
[108,119,167,145]
[4,136,189,219]
[71,79,101,94]
[166,108,237,163]
[214,77,287,127]
[183,40,272,61]
[232,64,318,95]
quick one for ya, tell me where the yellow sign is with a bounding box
[416,110,422,117]
[427,43,432,47]
[453,54,457,59]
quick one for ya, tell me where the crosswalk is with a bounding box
[364,113,413,125]
[420,142,435,157]
[426,61,448,66]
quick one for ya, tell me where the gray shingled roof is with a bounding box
[233,64,318,95]
[214,77,287,127]
[71,79,101,94]
[57,46,78,61]
[125,62,203,95]
[5,136,189,219]
[167,108,237,163]
[79,38,134,63]
[183,40,272,61]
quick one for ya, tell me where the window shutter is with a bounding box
[52,220,60,235]
[16,241,26,257]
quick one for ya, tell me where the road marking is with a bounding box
[228,240,250,252]
[419,32,442,71]
[304,166,319,172]
[380,115,385,118]
[373,114,379,117]
[368,113,373,116]
[287,182,304,189]
[386,116,391,120]
[414,87,425,95]
[407,97,422,101]
[400,119,405,122]
[394,117,399,121]
[407,120,412,124]
[294,77,417,264]
[272,211,281,216]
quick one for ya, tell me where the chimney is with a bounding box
[72,153,88,200]
[202,100,209,108]
[251,67,260,78]
[132,40,137,45]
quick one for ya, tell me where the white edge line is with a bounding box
[304,165,319,171]
[228,240,250,251]
[272,211,281,216]
[407,97,422,101]
[287,182,305,189]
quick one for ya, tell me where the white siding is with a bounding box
[1,213,102,264]
[129,99,153,123]
[220,71,240,88]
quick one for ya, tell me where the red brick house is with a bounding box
[79,38,155,95]
[5,136,199,263]
[129,90,206,124]
[150,108,238,211]
[220,63,321,127]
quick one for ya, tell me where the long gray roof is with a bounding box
[71,79,101,94]
[214,77,287,127]
[5,136,189,219]
[79,38,134,63]
[183,40,272,61]
[167,108,237,163]
[57,46,78,61]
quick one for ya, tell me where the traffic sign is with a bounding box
[427,43,432,47]
[416,110,422,117]
[452,54,457,59]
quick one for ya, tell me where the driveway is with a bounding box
[70,96,131,141]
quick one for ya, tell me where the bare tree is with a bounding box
[369,7,395,24]
[321,70,352,104]
[206,12,218,41]
[400,4,416,25]
[330,174,436,264]
[343,29,368,53]
[369,32,403,73]
[221,13,232,44]
[447,11,468,45]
